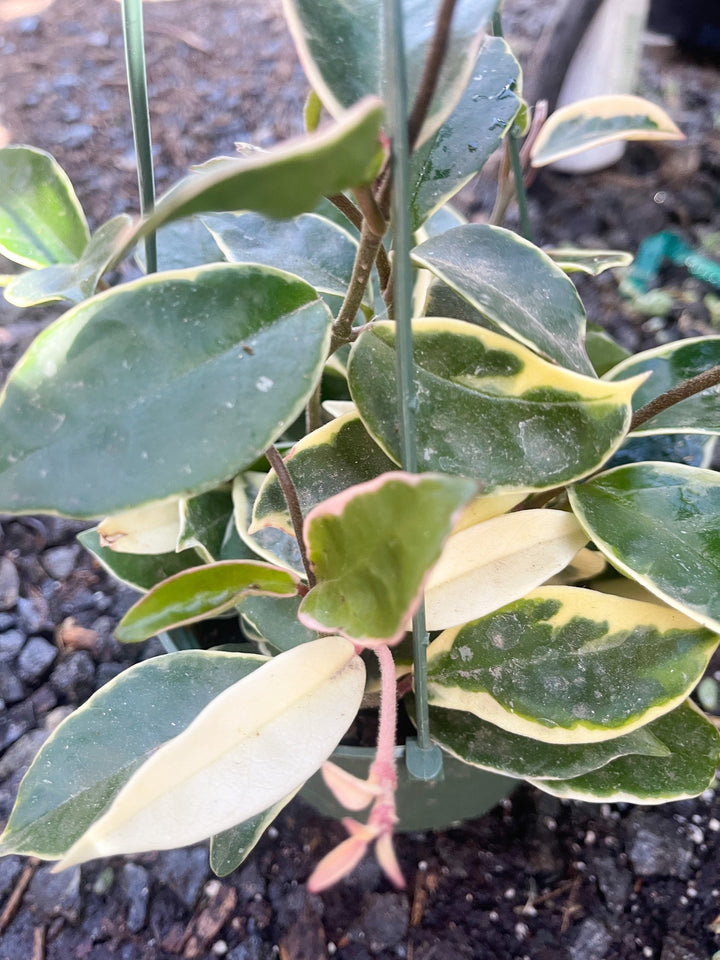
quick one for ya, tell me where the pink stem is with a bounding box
[372,644,398,788]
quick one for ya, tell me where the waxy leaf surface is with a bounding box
[4,215,131,306]
[585,324,632,377]
[546,247,633,276]
[135,217,225,272]
[412,225,594,375]
[532,702,720,803]
[428,704,669,780]
[55,637,365,869]
[0,145,89,267]
[114,99,384,261]
[210,792,299,877]
[233,473,304,575]
[426,586,718,743]
[569,462,720,631]
[0,264,331,517]
[239,594,318,652]
[77,529,200,593]
[409,37,520,229]
[252,413,397,536]
[605,336,720,435]
[115,560,300,643]
[282,0,498,145]
[0,651,267,858]
[299,472,475,646]
[425,510,588,630]
[348,319,642,492]
[178,488,234,562]
[531,95,684,168]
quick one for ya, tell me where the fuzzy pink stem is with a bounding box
[372,644,398,785]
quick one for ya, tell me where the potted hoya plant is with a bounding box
[0,0,719,894]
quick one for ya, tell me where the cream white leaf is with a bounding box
[98,498,182,555]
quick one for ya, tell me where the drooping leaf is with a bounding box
[113,98,384,263]
[282,0,498,146]
[409,37,520,229]
[209,791,299,877]
[530,95,684,168]
[426,586,718,743]
[348,319,644,492]
[239,594,318,652]
[569,462,720,632]
[428,703,669,780]
[412,225,594,375]
[425,510,588,630]
[97,498,182,555]
[115,560,301,643]
[178,488,234,562]
[4,216,131,306]
[201,211,371,305]
[0,650,267,858]
[0,145,89,268]
[604,336,720,435]
[232,473,304,574]
[54,637,366,869]
[299,472,475,646]
[0,264,331,517]
[77,528,201,593]
[531,701,720,803]
[252,413,397,536]
[546,247,634,276]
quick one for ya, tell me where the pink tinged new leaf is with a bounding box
[298,472,476,647]
[307,831,372,893]
[321,761,382,811]
[375,831,405,889]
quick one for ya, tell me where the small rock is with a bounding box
[357,893,409,954]
[0,855,23,900]
[0,699,34,751]
[50,650,96,702]
[29,684,58,717]
[95,661,125,689]
[41,544,80,580]
[16,595,48,635]
[226,936,274,960]
[0,662,26,705]
[0,612,17,631]
[122,863,150,934]
[17,636,57,684]
[236,860,266,900]
[0,628,25,661]
[44,705,73,733]
[0,557,19,610]
[0,728,48,779]
[155,847,209,908]
[57,122,94,149]
[28,864,81,921]
[626,811,694,878]
[569,917,612,960]
[591,852,632,914]
[278,899,326,960]
[661,933,707,960]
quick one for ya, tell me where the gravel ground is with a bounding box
[1,1,720,958]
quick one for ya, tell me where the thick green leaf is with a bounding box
[429,704,669,780]
[0,145,89,268]
[409,37,520,229]
[178,488,234,562]
[78,528,200,593]
[113,98,384,263]
[0,264,331,517]
[239,594,318,652]
[604,336,720,435]
[299,472,475,646]
[531,95,684,168]
[4,216,131,306]
[426,586,719,743]
[424,509,588,630]
[201,212,370,304]
[585,324,632,377]
[210,791,298,877]
[412,225,594,375]
[115,560,301,642]
[54,637,365,869]
[532,702,720,803]
[569,462,720,632]
[252,413,397,536]
[232,473,304,574]
[135,217,225,272]
[546,247,634,276]
[0,650,267,858]
[282,0,498,146]
[348,319,642,492]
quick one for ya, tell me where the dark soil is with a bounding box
[1,1,720,958]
